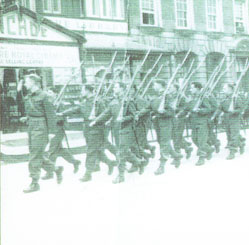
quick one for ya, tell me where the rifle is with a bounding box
[103,54,130,98]
[117,49,151,121]
[228,58,249,112]
[171,58,196,110]
[141,64,164,98]
[192,56,226,112]
[89,51,118,120]
[135,53,163,97]
[54,61,84,110]
[158,49,191,113]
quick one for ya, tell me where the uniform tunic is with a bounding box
[24,89,56,180]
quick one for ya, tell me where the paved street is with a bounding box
[1,131,249,245]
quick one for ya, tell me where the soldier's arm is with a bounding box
[61,105,81,116]
[197,98,212,115]
[92,107,112,125]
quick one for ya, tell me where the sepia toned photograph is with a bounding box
[1,0,249,245]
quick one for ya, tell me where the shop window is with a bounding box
[234,0,248,34]
[43,0,61,14]
[18,0,36,11]
[206,0,223,32]
[140,0,162,26]
[87,0,125,20]
[175,0,195,29]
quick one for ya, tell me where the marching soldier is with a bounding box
[220,83,244,160]
[171,84,193,165]
[60,83,117,182]
[90,81,145,184]
[22,74,63,193]
[186,81,214,166]
[41,88,81,181]
[149,79,182,175]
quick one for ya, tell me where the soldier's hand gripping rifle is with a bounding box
[54,61,84,111]
[228,58,249,112]
[135,53,163,97]
[116,49,151,121]
[158,49,191,113]
[88,51,118,120]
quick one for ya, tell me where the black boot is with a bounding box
[55,166,64,184]
[226,150,236,160]
[128,164,138,173]
[206,147,214,160]
[171,159,181,168]
[23,179,40,193]
[154,161,165,175]
[79,171,92,182]
[41,171,54,180]
[93,164,100,172]
[72,160,81,174]
[112,173,125,184]
[108,160,117,175]
[196,157,205,166]
[185,147,193,159]
[240,145,245,155]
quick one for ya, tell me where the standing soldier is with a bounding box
[220,83,244,160]
[22,74,63,193]
[186,81,213,166]
[149,79,182,175]
[61,83,116,182]
[90,81,145,183]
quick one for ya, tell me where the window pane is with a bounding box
[43,0,49,11]
[52,0,60,12]
[143,12,155,25]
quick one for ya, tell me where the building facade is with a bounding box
[1,0,249,131]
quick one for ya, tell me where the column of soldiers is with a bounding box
[20,55,249,193]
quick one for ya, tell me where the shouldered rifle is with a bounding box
[89,51,118,120]
[117,49,151,121]
[141,64,164,98]
[158,49,191,113]
[193,56,226,111]
[54,61,84,110]
[228,58,249,112]
[135,53,163,97]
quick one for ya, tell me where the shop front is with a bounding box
[0,5,86,133]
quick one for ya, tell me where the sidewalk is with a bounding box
[0,131,87,164]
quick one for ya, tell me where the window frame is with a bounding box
[140,0,162,27]
[86,0,125,20]
[18,0,36,11]
[42,0,61,14]
[175,0,195,30]
[206,0,224,32]
[233,0,249,34]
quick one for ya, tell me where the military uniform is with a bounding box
[172,95,193,162]
[23,89,57,192]
[63,96,116,181]
[220,95,244,159]
[149,94,182,174]
[187,95,213,165]
[94,96,144,183]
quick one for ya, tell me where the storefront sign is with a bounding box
[0,12,75,42]
[0,43,80,67]
[47,16,128,34]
